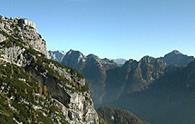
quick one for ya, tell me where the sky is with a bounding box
[0,0,195,60]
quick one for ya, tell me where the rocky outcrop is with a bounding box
[1,45,28,66]
[0,33,6,42]
[0,16,99,124]
[0,16,50,58]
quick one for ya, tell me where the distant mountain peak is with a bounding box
[168,50,183,55]
[57,50,66,54]
[140,55,156,63]
[163,50,194,66]
[87,54,99,60]
[113,58,127,65]
[67,49,84,56]
[49,50,66,62]
[66,50,85,60]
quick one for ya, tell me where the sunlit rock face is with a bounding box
[0,16,50,58]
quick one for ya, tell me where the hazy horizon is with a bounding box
[1,0,195,60]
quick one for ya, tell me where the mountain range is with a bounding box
[50,49,195,124]
[1,15,194,124]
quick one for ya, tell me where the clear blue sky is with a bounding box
[0,0,195,60]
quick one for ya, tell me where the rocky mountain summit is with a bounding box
[61,50,86,71]
[162,50,194,66]
[0,16,50,59]
[0,16,99,124]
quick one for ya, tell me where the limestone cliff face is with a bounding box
[0,16,99,124]
[0,16,50,58]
